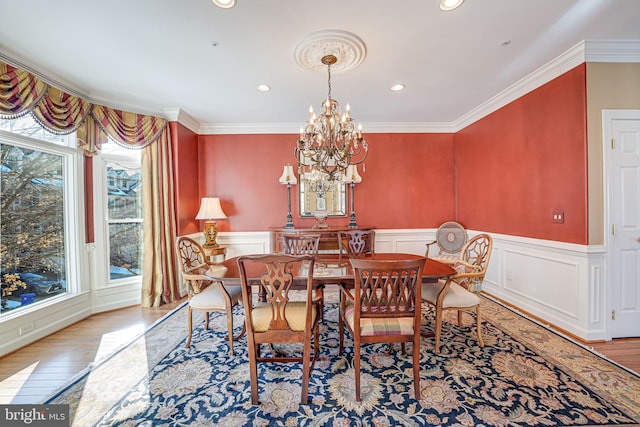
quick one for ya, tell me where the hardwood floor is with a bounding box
[0,299,185,404]
[0,299,638,404]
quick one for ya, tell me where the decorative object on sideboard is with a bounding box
[342,164,362,228]
[278,164,297,229]
[295,53,368,182]
[195,197,227,248]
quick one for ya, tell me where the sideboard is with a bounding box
[270,226,375,253]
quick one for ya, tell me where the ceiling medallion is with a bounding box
[294,30,367,74]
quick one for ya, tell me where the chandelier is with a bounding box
[295,54,368,182]
[306,168,335,199]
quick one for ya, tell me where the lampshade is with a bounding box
[278,164,298,185]
[342,165,362,184]
[195,197,227,220]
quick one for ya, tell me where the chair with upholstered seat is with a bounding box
[281,233,325,320]
[338,229,375,255]
[422,233,493,354]
[237,254,321,405]
[425,221,467,264]
[176,236,243,354]
[338,257,426,401]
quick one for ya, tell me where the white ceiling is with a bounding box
[1,0,639,134]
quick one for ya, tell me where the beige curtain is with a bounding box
[2,58,179,307]
[141,128,179,306]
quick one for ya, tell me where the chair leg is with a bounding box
[354,342,362,402]
[234,323,246,341]
[316,286,325,322]
[248,340,259,405]
[204,311,210,330]
[301,332,312,404]
[226,305,234,355]
[413,336,421,399]
[435,308,443,355]
[476,305,484,347]
[457,310,463,327]
[338,293,345,355]
[185,306,193,348]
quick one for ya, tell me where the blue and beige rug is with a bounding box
[45,296,640,426]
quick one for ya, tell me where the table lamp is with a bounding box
[342,164,362,228]
[279,164,297,229]
[196,197,227,248]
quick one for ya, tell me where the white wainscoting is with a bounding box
[0,228,605,357]
[207,228,606,341]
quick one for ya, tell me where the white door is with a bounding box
[604,110,640,338]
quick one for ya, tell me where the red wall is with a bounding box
[172,65,589,243]
[455,64,588,243]
[194,133,455,232]
[171,122,201,235]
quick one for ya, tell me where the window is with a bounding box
[0,116,78,316]
[99,143,143,283]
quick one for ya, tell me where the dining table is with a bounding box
[204,252,456,287]
[204,252,456,341]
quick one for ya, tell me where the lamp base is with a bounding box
[348,212,358,228]
[202,221,220,248]
[284,212,295,229]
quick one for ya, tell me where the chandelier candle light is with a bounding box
[295,54,368,183]
[278,164,297,229]
[196,197,227,248]
[342,164,362,228]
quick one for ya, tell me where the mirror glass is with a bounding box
[299,173,346,217]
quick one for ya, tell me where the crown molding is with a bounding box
[5,40,639,136]
[197,121,457,135]
[163,108,200,134]
[584,39,640,62]
[197,122,301,135]
[0,49,88,100]
[452,41,588,131]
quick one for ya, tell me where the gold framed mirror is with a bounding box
[299,173,346,217]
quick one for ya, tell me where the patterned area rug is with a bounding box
[45,296,640,426]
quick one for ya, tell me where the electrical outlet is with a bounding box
[553,209,565,224]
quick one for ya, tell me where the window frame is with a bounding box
[0,129,83,318]
[93,145,143,288]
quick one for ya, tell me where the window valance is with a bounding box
[0,59,167,155]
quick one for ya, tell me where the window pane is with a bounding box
[1,144,67,314]
[0,115,75,147]
[107,162,142,220]
[109,223,143,280]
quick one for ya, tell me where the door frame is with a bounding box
[602,109,640,340]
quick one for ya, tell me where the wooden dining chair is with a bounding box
[338,257,426,401]
[425,221,467,264]
[281,233,320,255]
[422,233,493,354]
[281,233,325,320]
[338,229,375,255]
[176,236,243,354]
[237,254,321,405]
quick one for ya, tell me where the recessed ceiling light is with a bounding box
[440,0,464,11]
[212,0,236,9]
[390,84,405,92]
[256,84,271,92]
